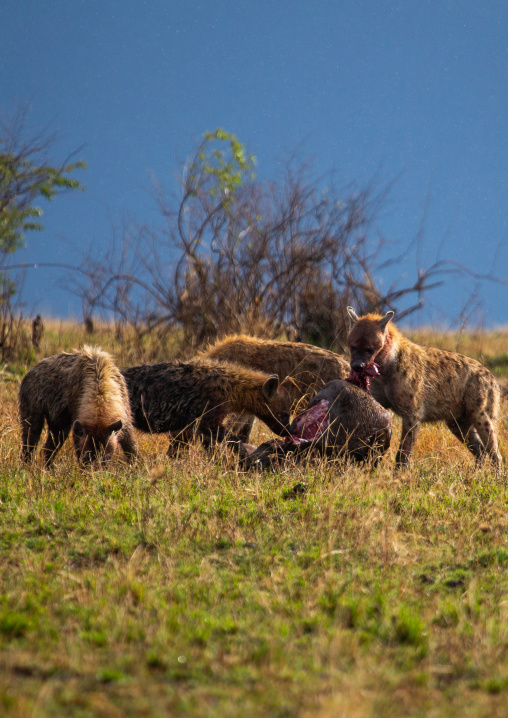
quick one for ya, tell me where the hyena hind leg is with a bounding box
[21,414,45,462]
[42,427,70,467]
[447,416,502,470]
[446,418,484,460]
[473,418,502,471]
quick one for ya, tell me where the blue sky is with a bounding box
[1,0,507,327]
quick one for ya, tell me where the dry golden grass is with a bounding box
[406,326,508,358]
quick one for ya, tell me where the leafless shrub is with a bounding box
[72,133,491,350]
[0,268,31,361]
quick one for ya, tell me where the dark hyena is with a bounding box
[245,379,392,470]
[19,346,138,467]
[121,358,291,454]
[346,307,502,469]
[201,334,350,440]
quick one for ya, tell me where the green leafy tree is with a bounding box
[0,110,85,357]
[0,116,86,260]
[190,127,256,200]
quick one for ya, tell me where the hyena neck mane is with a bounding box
[224,365,276,411]
[77,346,126,427]
[377,323,429,374]
[376,323,400,367]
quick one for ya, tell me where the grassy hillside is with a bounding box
[0,322,507,717]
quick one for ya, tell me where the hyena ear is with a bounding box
[346,306,360,325]
[72,420,86,438]
[106,419,123,434]
[378,310,395,331]
[262,375,279,400]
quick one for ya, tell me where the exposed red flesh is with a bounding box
[286,399,330,445]
[347,362,380,392]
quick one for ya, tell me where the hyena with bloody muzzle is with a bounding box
[19,346,138,467]
[201,335,350,441]
[346,308,502,470]
[121,358,292,455]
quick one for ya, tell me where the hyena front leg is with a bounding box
[395,419,420,468]
[119,428,138,463]
[224,412,255,443]
[198,424,248,458]
[20,413,45,462]
[198,424,232,448]
[42,426,70,467]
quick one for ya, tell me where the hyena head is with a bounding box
[72,419,123,466]
[258,375,292,436]
[347,307,395,372]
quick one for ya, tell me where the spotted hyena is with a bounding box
[201,334,350,441]
[346,307,502,469]
[245,379,392,470]
[121,357,291,454]
[19,346,138,467]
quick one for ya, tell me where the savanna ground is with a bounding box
[1,321,508,717]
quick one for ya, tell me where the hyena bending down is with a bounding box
[245,379,392,470]
[201,335,350,441]
[121,358,291,454]
[19,346,138,467]
[347,308,502,469]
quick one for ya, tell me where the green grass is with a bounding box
[1,437,508,716]
[0,328,508,716]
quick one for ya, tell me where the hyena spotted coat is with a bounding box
[201,335,350,441]
[347,308,502,469]
[19,346,138,467]
[121,358,291,453]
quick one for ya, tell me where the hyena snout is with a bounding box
[260,410,292,437]
[351,358,366,372]
[72,419,123,466]
[275,412,292,436]
[259,376,293,437]
[351,354,376,373]
[349,348,378,373]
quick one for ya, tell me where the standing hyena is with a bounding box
[201,335,350,441]
[346,307,502,469]
[121,358,291,454]
[19,346,138,467]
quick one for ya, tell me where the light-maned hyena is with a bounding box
[19,346,138,467]
[346,308,502,469]
[121,358,291,454]
[201,334,350,441]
